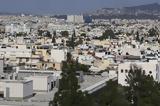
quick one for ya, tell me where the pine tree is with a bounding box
[99,29,115,40]
[136,32,140,42]
[71,30,76,49]
[148,28,159,37]
[52,36,56,43]
[61,31,69,37]
[50,58,93,106]
[96,80,130,106]
[53,31,56,36]
[67,30,76,49]
[125,65,160,106]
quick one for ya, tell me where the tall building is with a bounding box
[67,15,84,23]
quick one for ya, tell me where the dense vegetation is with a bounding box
[148,28,159,37]
[61,31,69,38]
[93,29,116,40]
[94,66,160,106]
[50,62,160,106]
[49,54,92,106]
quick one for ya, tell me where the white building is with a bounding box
[0,46,32,65]
[78,55,95,65]
[67,15,84,23]
[121,46,142,56]
[88,28,103,37]
[0,47,31,58]
[118,60,160,86]
[47,23,74,33]
[51,49,67,63]
[95,51,106,59]
[5,23,30,34]
[25,75,54,92]
[0,79,33,100]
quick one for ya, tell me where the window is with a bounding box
[126,52,129,55]
[26,58,29,62]
[121,69,123,73]
[125,69,128,73]
[149,71,152,74]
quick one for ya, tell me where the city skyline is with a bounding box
[0,0,159,15]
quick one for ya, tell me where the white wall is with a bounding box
[4,83,24,98]
[51,49,67,63]
[0,80,33,99]
[25,76,53,92]
[5,24,30,34]
[67,15,84,23]
[0,47,32,58]
[118,61,159,86]
[95,52,105,59]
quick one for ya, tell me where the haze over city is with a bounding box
[0,0,160,106]
[0,0,160,14]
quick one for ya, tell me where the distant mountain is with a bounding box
[122,3,160,15]
[124,3,160,11]
[88,3,160,19]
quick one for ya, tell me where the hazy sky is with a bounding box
[0,0,159,14]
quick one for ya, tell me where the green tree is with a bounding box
[140,37,144,44]
[136,32,140,42]
[51,31,56,43]
[45,31,52,38]
[75,38,83,46]
[16,32,27,37]
[38,30,43,36]
[50,61,93,106]
[66,52,72,62]
[99,29,115,40]
[148,28,158,37]
[95,80,130,106]
[53,31,56,36]
[67,30,76,49]
[125,65,160,106]
[158,39,160,44]
[81,33,86,37]
[61,31,69,37]
[52,36,56,43]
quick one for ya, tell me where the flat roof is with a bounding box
[0,79,32,84]
[17,69,61,75]
[26,75,52,78]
